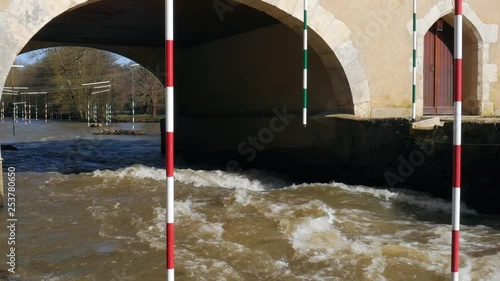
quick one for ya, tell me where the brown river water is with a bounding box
[0,121,499,281]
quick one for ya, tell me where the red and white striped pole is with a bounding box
[1,101,4,123]
[45,102,48,122]
[165,0,175,280]
[451,1,462,280]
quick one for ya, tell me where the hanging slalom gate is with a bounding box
[451,1,463,280]
[165,0,175,280]
[105,104,112,126]
[303,0,308,127]
[87,102,90,126]
[412,0,417,120]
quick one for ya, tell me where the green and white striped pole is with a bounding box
[412,0,417,121]
[303,0,308,127]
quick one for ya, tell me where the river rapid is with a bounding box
[0,121,499,281]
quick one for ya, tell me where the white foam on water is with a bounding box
[92,165,165,181]
[40,136,55,142]
[136,200,226,250]
[255,195,480,280]
[461,255,474,281]
[41,276,63,281]
[262,200,352,264]
[275,259,292,276]
[458,228,500,281]
[91,165,285,191]
[290,181,477,214]
[176,200,224,240]
[175,168,284,191]
[389,191,476,215]
[179,251,242,281]
[136,206,166,250]
[363,256,387,281]
[290,205,337,258]
[470,254,500,281]
[232,189,253,206]
[288,212,386,280]
[87,205,107,220]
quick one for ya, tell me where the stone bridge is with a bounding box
[1,0,498,119]
[0,0,500,212]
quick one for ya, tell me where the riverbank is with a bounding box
[111,114,163,123]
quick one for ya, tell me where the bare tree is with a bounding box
[6,47,164,121]
[46,47,116,120]
[132,68,165,119]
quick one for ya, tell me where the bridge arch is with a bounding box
[238,0,370,116]
[415,0,498,116]
[1,0,370,117]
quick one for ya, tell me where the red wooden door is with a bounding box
[424,20,454,115]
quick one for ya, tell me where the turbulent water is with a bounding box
[0,121,499,281]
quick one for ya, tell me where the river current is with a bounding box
[0,121,499,280]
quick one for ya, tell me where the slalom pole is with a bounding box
[12,106,15,136]
[451,1,463,280]
[302,0,308,127]
[1,101,4,123]
[87,101,90,126]
[165,0,175,280]
[0,148,3,207]
[45,102,48,122]
[412,0,417,121]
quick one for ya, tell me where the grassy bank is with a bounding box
[112,114,164,123]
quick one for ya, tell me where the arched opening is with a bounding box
[423,15,479,115]
[4,47,164,123]
[20,0,354,119]
[15,0,356,154]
